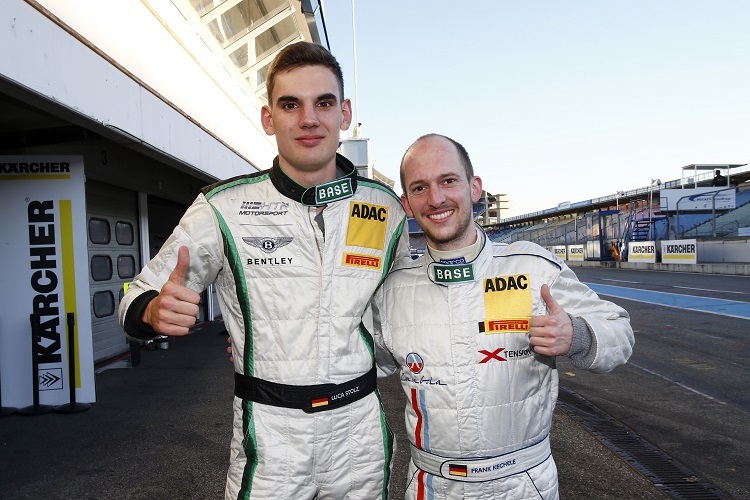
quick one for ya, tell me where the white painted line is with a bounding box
[601,278,641,284]
[630,363,726,405]
[672,285,746,295]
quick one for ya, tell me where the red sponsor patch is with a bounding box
[343,252,382,269]
[481,318,530,333]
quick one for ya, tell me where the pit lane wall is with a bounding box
[549,239,750,275]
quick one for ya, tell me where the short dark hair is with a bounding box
[265,41,345,104]
[399,134,474,193]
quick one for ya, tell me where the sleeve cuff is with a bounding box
[566,314,598,368]
[123,290,160,341]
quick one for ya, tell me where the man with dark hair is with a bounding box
[374,134,634,499]
[120,41,409,499]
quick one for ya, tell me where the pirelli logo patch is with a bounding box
[342,252,382,270]
[346,202,387,249]
[479,319,530,333]
[482,274,532,334]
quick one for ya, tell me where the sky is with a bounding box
[321,0,750,217]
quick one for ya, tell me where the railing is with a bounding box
[495,164,750,226]
[683,214,750,238]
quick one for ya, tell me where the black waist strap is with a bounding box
[234,366,376,413]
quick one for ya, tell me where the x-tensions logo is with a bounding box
[479,348,506,363]
[479,318,530,333]
[478,348,533,363]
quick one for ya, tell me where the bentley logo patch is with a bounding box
[242,236,293,254]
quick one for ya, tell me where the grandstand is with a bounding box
[407,164,750,265]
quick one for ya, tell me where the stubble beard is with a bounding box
[424,210,474,249]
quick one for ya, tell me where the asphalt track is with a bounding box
[0,320,668,500]
[2,268,746,498]
[584,282,750,319]
[571,267,749,499]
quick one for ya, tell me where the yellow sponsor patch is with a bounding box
[346,202,387,250]
[482,274,532,333]
[342,252,382,270]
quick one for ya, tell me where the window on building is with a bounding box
[117,255,136,279]
[88,218,110,244]
[115,221,134,245]
[91,255,113,281]
[93,291,115,318]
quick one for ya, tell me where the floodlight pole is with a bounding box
[351,0,359,128]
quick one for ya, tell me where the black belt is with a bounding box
[234,366,376,413]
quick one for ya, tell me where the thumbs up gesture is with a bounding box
[528,284,573,356]
[142,246,201,336]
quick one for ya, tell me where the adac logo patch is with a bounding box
[482,274,531,332]
[405,352,424,374]
[342,252,382,270]
[346,201,387,249]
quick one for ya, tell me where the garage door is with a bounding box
[85,180,140,363]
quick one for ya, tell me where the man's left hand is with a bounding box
[529,284,573,356]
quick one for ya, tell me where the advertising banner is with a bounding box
[550,245,567,261]
[567,245,585,261]
[628,241,656,263]
[0,156,95,406]
[661,239,697,265]
[660,188,736,211]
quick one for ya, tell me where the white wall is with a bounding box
[1,0,278,179]
[698,238,750,263]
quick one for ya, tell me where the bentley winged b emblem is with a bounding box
[242,236,293,254]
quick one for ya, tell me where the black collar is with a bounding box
[269,153,359,206]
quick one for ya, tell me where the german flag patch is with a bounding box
[311,397,329,408]
[448,464,468,477]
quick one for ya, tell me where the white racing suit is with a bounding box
[373,230,634,499]
[119,154,409,499]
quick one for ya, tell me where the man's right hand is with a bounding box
[142,245,201,336]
